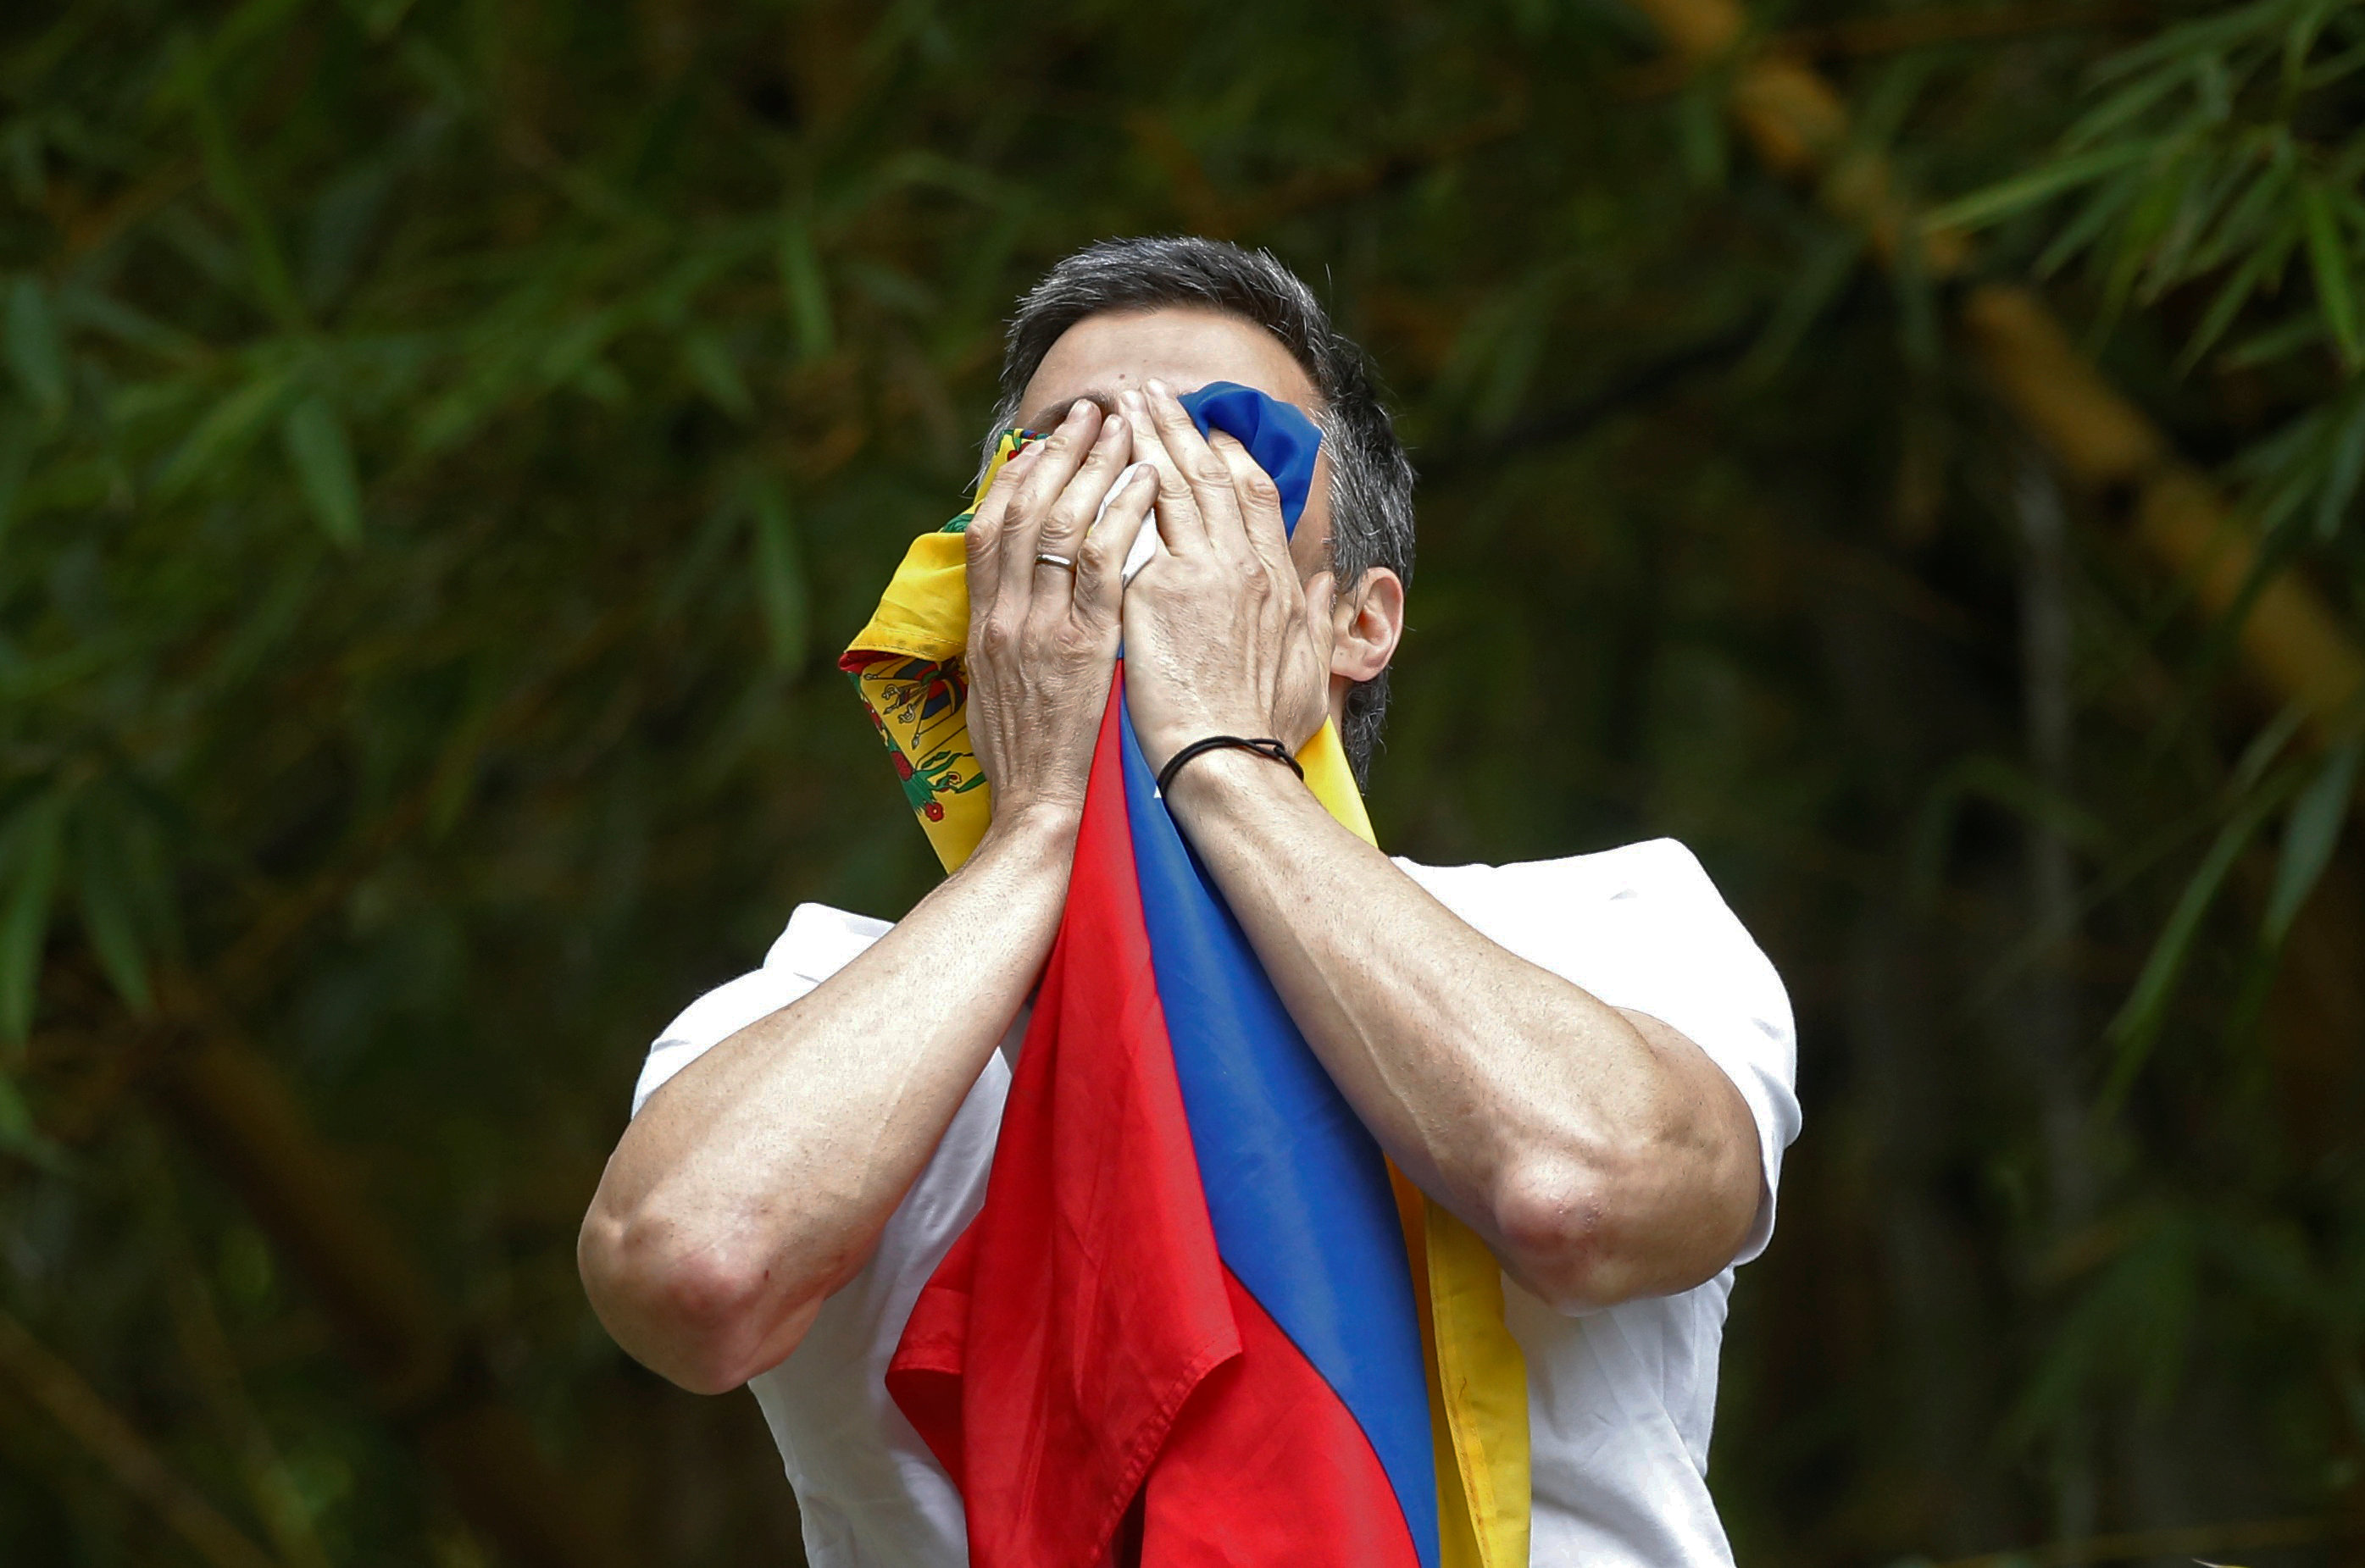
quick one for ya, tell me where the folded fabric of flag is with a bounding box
[843,383,1529,1568]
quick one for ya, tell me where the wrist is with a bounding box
[973,797,1082,866]
[1158,740,1304,827]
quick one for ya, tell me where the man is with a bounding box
[579,236,1799,1566]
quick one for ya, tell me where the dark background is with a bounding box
[3,1,2362,1564]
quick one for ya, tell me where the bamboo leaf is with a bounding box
[0,1065,40,1155]
[175,32,306,329]
[2301,180,2360,365]
[2035,171,2139,279]
[280,394,364,546]
[778,218,835,362]
[158,367,298,496]
[2316,386,2365,537]
[2176,244,2278,374]
[1924,143,2154,235]
[4,277,67,426]
[680,330,753,422]
[1742,229,1863,381]
[2101,786,2283,1111]
[0,795,67,1044]
[73,812,153,1015]
[0,402,34,544]
[747,476,807,672]
[2262,740,2360,948]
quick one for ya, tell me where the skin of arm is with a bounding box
[1117,378,1763,1311]
[578,814,1073,1395]
[579,399,1158,1392]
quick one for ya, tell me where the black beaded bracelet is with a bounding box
[1155,735,1306,798]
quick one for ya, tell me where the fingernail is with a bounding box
[1103,414,1126,439]
[1146,379,1169,399]
[1065,398,1095,425]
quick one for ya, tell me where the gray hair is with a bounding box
[987,236,1417,783]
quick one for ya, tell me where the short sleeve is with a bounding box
[1396,839,1800,1267]
[631,902,895,1116]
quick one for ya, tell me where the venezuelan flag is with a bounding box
[854,385,1529,1568]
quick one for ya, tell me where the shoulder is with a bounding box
[760,900,897,982]
[1394,837,1794,1098]
[630,900,895,1116]
[1392,838,1750,962]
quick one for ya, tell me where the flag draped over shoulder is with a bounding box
[842,384,1530,1568]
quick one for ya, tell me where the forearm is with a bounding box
[580,812,1074,1391]
[1163,752,1757,1309]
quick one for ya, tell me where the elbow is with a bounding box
[1487,1155,1629,1314]
[577,1195,817,1396]
[1487,1122,1758,1314]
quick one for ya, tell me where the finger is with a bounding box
[1119,385,1207,554]
[963,440,1043,612]
[998,398,1104,601]
[1074,463,1159,629]
[1031,410,1131,583]
[1144,380,1249,557]
[1212,431,1294,583]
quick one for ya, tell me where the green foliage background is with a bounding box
[3,0,2363,1563]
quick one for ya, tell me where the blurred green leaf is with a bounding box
[680,330,754,422]
[0,795,67,1044]
[4,277,67,427]
[2262,740,2359,947]
[0,402,35,542]
[780,217,835,362]
[2318,385,2365,535]
[280,393,364,546]
[158,367,299,496]
[2101,784,2285,1111]
[2301,180,2360,366]
[1924,143,2151,235]
[0,1065,62,1166]
[747,476,807,673]
[71,806,156,1015]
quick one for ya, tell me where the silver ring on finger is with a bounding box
[1034,551,1076,572]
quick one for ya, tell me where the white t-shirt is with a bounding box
[631,838,1799,1567]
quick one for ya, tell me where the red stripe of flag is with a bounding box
[888,681,1421,1566]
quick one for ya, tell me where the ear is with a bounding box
[1329,567,1404,686]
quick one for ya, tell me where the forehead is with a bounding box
[1017,307,1321,428]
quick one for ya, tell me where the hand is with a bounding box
[1117,381,1333,779]
[962,398,1158,840]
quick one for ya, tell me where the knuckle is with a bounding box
[1244,470,1280,504]
[1191,457,1232,486]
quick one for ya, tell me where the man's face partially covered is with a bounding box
[1013,307,1337,585]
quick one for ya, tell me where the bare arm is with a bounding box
[579,399,1158,1391]
[1163,755,1760,1310]
[578,816,1071,1393]
[1117,380,1761,1312]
